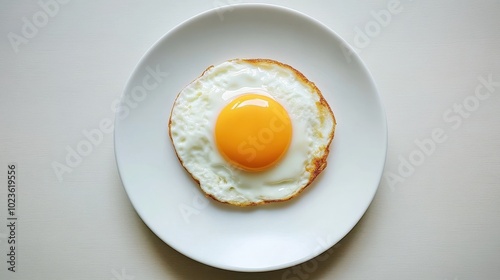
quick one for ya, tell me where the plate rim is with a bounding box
[114,3,388,272]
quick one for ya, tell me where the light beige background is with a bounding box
[1,0,499,279]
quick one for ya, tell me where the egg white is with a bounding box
[169,59,335,206]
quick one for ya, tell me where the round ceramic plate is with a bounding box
[114,4,387,272]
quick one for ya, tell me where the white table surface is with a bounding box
[1,1,499,279]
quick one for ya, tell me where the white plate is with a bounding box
[114,4,387,272]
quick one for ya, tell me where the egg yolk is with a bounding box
[215,94,292,172]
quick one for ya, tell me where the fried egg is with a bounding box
[169,59,336,206]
